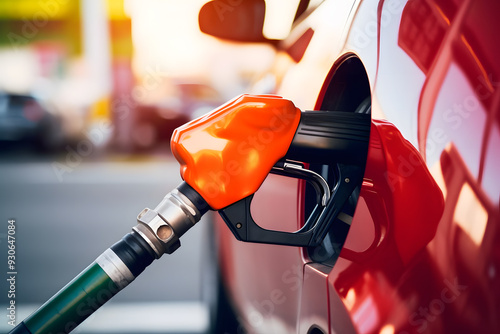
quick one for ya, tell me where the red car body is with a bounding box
[206,0,500,333]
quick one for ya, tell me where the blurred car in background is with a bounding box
[130,82,224,150]
[198,0,500,333]
[173,82,226,120]
[0,92,64,152]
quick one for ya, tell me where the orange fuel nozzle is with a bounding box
[171,94,371,247]
[171,94,301,210]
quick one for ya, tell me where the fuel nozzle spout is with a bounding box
[171,94,371,247]
[286,110,370,166]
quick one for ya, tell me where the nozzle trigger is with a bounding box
[271,161,330,206]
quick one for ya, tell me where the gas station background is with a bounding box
[0,0,277,152]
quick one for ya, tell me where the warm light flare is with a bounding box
[454,183,488,246]
[128,0,212,77]
[263,0,301,39]
[345,288,357,310]
[379,324,395,334]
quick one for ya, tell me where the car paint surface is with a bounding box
[215,0,500,333]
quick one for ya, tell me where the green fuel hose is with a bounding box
[10,231,154,334]
[9,182,210,334]
[23,263,116,334]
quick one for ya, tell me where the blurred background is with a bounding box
[0,0,287,333]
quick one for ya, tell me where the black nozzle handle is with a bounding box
[219,163,364,247]
[286,111,370,165]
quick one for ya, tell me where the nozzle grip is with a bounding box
[218,163,364,247]
[219,194,315,246]
[286,111,370,165]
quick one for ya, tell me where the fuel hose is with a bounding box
[9,182,209,334]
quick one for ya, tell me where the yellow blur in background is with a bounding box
[0,0,280,154]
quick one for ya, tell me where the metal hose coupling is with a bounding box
[134,182,210,257]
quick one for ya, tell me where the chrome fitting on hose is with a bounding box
[133,186,205,258]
